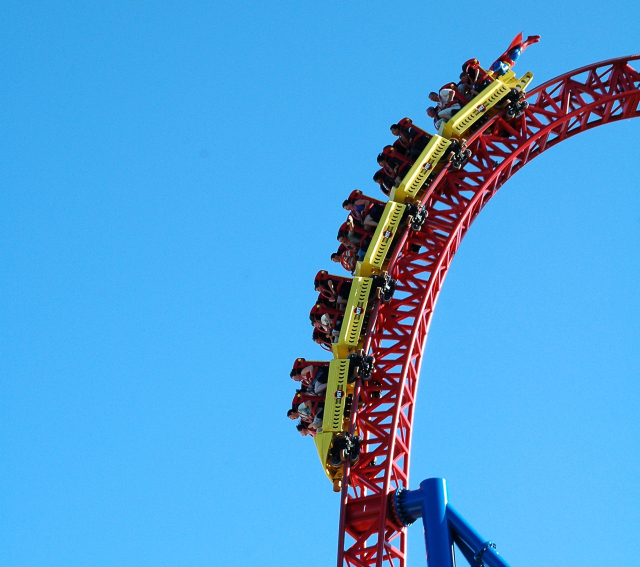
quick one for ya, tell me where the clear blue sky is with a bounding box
[1,2,639,566]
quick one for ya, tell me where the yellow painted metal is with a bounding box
[322,359,350,432]
[314,431,336,479]
[355,202,406,278]
[314,358,356,483]
[332,277,373,358]
[497,69,516,83]
[390,135,451,204]
[512,71,533,92]
[439,70,533,139]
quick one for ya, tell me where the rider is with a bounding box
[429,89,460,113]
[427,106,445,131]
[427,87,462,130]
[391,119,431,161]
[315,273,352,309]
[296,421,315,437]
[313,328,333,350]
[291,361,330,394]
[331,245,357,274]
[373,169,395,196]
[378,146,412,183]
[343,197,385,231]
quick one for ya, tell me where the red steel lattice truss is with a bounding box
[335,55,640,567]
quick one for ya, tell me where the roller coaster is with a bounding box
[288,35,640,567]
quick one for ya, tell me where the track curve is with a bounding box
[335,54,640,567]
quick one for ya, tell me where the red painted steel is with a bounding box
[333,55,640,567]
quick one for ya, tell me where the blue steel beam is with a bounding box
[420,479,455,567]
[446,505,510,567]
[393,478,512,567]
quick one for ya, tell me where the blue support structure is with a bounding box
[393,478,512,567]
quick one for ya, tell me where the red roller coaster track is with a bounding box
[335,55,640,567]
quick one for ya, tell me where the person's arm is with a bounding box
[301,366,315,382]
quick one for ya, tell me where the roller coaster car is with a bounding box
[390,119,473,205]
[390,132,452,204]
[439,61,533,140]
[355,202,427,278]
[313,355,374,490]
[332,274,395,358]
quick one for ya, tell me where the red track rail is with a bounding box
[335,55,640,567]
